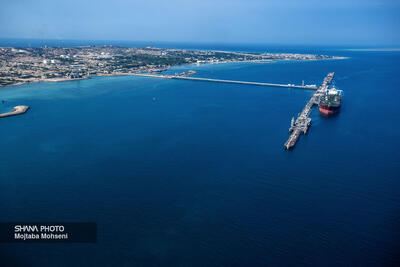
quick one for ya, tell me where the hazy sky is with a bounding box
[0,0,399,45]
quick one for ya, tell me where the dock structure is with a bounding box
[132,73,318,90]
[132,71,335,150]
[284,72,334,150]
[0,105,30,118]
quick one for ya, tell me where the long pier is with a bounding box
[284,72,334,150]
[132,73,318,90]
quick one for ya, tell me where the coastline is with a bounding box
[0,56,348,90]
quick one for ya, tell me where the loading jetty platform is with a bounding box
[0,105,30,118]
[284,72,334,150]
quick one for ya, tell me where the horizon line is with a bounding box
[1,37,400,48]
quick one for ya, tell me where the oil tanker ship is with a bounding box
[319,87,342,115]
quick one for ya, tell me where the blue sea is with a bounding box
[0,42,399,266]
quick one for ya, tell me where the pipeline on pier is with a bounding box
[132,73,318,90]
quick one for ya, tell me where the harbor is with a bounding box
[0,71,335,150]
[134,71,336,150]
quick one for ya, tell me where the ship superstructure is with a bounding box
[319,87,342,115]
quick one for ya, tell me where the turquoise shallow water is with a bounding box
[0,48,399,266]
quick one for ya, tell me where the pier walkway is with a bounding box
[284,73,334,150]
[132,73,318,90]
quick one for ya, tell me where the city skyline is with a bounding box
[1,0,399,46]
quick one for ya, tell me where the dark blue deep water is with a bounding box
[0,45,399,266]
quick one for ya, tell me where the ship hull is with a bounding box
[319,105,340,115]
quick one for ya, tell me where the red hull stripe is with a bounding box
[319,106,338,115]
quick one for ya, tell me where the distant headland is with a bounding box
[0,46,346,88]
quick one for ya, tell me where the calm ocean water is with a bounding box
[0,43,399,266]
